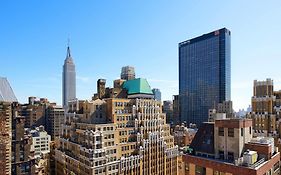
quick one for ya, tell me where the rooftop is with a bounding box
[179,28,230,47]
[0,77,17,102]
[190,122,214,155]
[122,78,153,95]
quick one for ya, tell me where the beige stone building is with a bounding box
[250,79,281,137]
[55,76,179,175]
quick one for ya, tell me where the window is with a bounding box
[213,171,219,175]
[219,150,224,160]
[227,152,234,161]
[219,127,224,136]
[249,127,252,134]
[241,128,244,136]
[228,128,234,137]
[195,165,206,175]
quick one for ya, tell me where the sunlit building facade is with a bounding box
[55,72,179,175]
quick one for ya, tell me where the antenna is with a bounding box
[67,37,70,48]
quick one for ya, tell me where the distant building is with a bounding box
[163,100,173,123]
[20,97,51,128]
[173,95,180,125]
[45,106,64,140]
[152,88,161,101]
[121,66,135,80]
[11,104,36,174]
[183,118,280,175]
[252,79,275,113]
[179,28,231,126]
[173,124,197,147]
[249,78,281,137]
[62,45,76,108]
[30,126,51,159]
[208,100,234,121]
[0,77,17,175]
[208,109,226,122]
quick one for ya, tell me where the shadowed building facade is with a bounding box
[0,77,18,175]
[179,28,231,126]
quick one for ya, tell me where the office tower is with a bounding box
[179,28,231,126]
[45,105,64,140]
[55,74,179,175]
[0,77,17,175]
[184,118,280,175]
[121,66,135,80]
[152,88,161,101]
[62,45,76,108]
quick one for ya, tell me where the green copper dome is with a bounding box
[122,78,153,95]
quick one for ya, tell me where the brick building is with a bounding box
[183,118,280,175]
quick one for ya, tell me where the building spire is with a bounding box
[66,38,71,58]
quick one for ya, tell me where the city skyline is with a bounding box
[1,1,281,110]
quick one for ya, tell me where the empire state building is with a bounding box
[62,45,76,108]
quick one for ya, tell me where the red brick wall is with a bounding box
[184,152,280,175]
[245,143,271,160]
[215,119,252,128]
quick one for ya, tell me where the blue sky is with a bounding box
[1,1,281,110]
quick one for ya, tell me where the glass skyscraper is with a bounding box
[179,28,231,126]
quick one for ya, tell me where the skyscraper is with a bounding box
[121,66,135,80]
[179,28,231,126]
[62,45,76,108]
[152,88,161,101]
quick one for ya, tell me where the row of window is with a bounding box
[104,134,114,139]
[117,115,134,121]
[115,109,130,114]
[106,149,116,155]
[102,126,114,131]
[104,141,114,147]
[114,102,129,107]
[218,127,252,137]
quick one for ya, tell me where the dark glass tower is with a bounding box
[179,28,231,126]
